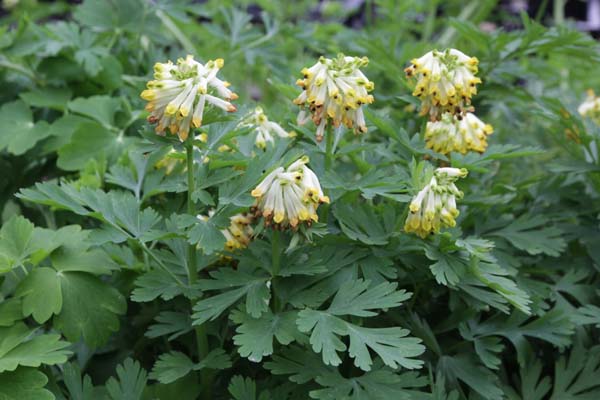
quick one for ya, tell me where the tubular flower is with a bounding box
[294,54,374,142]
[197,212,254,252]
[141,55,237,141]
[239,106,294,149]
[404,167,468,238]
[251,156,330,229]
[578,89,600,124]
[405,49,480,120]
[425,112,493,154]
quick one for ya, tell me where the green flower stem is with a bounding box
[271,229,282,312]
[324,126,335,170]
[185,142,211,399]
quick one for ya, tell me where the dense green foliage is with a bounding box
[1,0,600,399]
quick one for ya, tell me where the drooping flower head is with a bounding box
[425,112,493,154]
[404,167,468,238]
[197,212,254,252]
[141,55,237,141]
[239,106,294,149]
[578,89,600,124]
[251,156,329,229]
[405,49,480,120]
[294,54,374,142]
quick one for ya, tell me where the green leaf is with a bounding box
[487,215,566,257]
[231,309,300,362]
[146,311,192,341]
[19,87,72,111]
[149,352,195,384]
[150,349,231,384]
[67,96,120,127]
[0,323,71,372]
[440,354,504,400]
[15,267,62,324]
[0,368,54,400]
[57,122,116,171]
[131,269,186,303]
[192,267,270,325]
[228,375,269,400]
[0,218,79,272]
[0,101,51,155]
[333,202,390,245]
[105,358,147,400]
[18,183,162,242]
[0,299,23,327]
[54,272,126,348]
[74,0,146,32]
[326,280,411,317]
[551,342,600,399]
[62,362,104,400]
[296,279,423,371]
[187,215,226,255]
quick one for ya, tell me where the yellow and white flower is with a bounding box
[197,212,254,252]
[251,156,329,229]
[425,112,493,154]
[141,55,237,141]
[578,89,600,124]
[405,49,480,120]
[294,54,374,142]
[404,167,468,238]
[239,106,294,149]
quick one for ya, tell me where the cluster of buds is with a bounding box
[251,156,329,229]
[404,168,468,238]
[198,212,254,252]
[405,49,480,121]
[425,112,493,154]
[141,55,237,141]
[239,106,295,149]
[294,54,374,142]
[578,89,600,124]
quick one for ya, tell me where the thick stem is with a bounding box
[185,142,211,399]
[271,230,282,312]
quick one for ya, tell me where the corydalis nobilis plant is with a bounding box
[141,55,238,141]
[251,156,329,229]
[404,167,468,238]
[294,54,374,142]
[425,112,494,154]
[405,48,480,120]
[238,106,294,149]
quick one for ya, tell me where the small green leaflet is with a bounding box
[231,308,301,362]
[0,323,71,372]
[228,375,270,400]
[0,368,55,400]
[150,349,231,384]
[105,358,148,400]
[0,101,51,155]
[192,267,270,325]
[487,215,566,257]
[296,279,424,371]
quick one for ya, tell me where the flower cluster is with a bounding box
[405,49,480,120]
[239,106,294,149]
[578,89,600,124]
[198,212,254,252]
[251,156,329,229]
[141,55,237,141]
[294,54,374,142]
[404,168,468,238]
[425,112,493,154]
